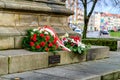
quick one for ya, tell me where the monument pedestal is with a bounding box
[0,0,110,76]
[0,0,74,50]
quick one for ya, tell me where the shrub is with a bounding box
[109,30,114,32]
[82,38,117,51]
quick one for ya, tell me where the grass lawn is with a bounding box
[109,32,120,37]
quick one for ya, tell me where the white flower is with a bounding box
[81,44,85,48]
[44,31,49,34]
[33,29,38,31]
[71,39,75,43]
[31,32,34,35]
[64,32,69,37]
[39,29,44,33]
[78,42,86,48]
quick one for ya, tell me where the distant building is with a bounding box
[88,15,95,31]
[92,12,120,31]
[66,0,84,30]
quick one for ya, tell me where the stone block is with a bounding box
[0,37,14,50]
[60,17,68,26]
[113,72,119,80]
[47,51,86,67]
[16,14,39,27]
[49,16,62,26]
[14,36,24,48]
[0,27,20,37]
[101,73,113,80]
[118,71,120,78]
[52,26,66,33]
[65,52,86,64]
[117,41,120,50]
[38,15,50,26]
[86,75,101,80]
[87,46,109,61]
[0,56,8,75]
[0,50,48,73]
[0,12,15,26]
[59,17,68,24]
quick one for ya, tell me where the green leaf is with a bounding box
[73,48,77,52]
[78,47,81,54]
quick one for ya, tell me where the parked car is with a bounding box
[118,29,120,31]
[100,30,109,35]
[74,28,82,36]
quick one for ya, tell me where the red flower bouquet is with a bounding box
[22,26,60,52]
[61,33,90,55]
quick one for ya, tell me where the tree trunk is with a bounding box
[82,18,89,39]
[82,0,88,39]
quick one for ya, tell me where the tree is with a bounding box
[67,0,98,39]
[81,0,97,39]
[68,0,119,39]
[81,0,120,39]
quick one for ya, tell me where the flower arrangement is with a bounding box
[22,25,90,55]
[22,26,59,52]
[61,33,90,55]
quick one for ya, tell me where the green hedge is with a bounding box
[82,38,117,51]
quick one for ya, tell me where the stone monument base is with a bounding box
[0,0,74,50]
[0,46,109,75]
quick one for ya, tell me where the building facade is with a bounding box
[100,12,120,31]
[66,0,84,30]
[88,12,120,31]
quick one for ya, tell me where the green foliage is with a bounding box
[82,38,117,51]
[109,30,114,32]
[110,32,120,37]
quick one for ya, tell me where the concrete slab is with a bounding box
[87,46,109,60]
[56,60,120,75]
[34,67,101,80]
[0,50,87,73]
[0,55,8,75]
[0,50,48,73]
[1,71,71,80]
[1,51,120,80]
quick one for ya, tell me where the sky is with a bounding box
[85,0,120,14]
[94,0,120,14]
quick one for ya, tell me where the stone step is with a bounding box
[0,46,109,75]
[0,51,120,80]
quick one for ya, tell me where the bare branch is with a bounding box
[80,0,84,6]
[88,0,97,18]
[87,0,93,4]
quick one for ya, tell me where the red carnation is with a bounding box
[40,34,44,38]
[53,37,57,44]
[71,43,74,46]
[68,40,71,42]
[45,48,49,52]
[32,37,37,42]
[46,35,50,41]
[40,42,46,47]
[56,44,58,49]
[48,43,53,47]
[31,34,37,42]
[36,45,40,49]
[30,42,34,46]
[63,38,66,41]
[33,34,37,37]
